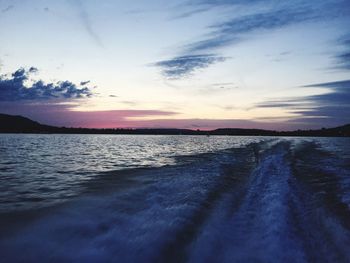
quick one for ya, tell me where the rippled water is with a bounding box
[0,135,349,262]
[0,134,266,211]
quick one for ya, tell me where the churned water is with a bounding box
[0,134,349,262]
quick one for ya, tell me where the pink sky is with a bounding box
[0,102,325,131]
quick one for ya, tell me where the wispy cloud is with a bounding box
[186,7,315,53]
[255,79,350,126]
[210,82,237,89]
[255,101,307,109]
[68,0,102,47]
[179,0,267,16]
[0,67,93,101]
[195,82,238,95]
[159,0,350,79]
[187,0,266,7]
[154,54,227,78]
[80,80,90,86]
[333,35,350,71]
[183,0,349,20]
[1,5,14,13]
[171,6,210,19]
[302,80,350,108]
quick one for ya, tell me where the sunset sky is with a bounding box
[0,0,349,130]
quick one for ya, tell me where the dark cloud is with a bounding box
[0,67,93,101]
[303,79,350,89]
[80,80,90,86]
[256,80,350,127]
[256,102,306,108]
[186,7,315,53]
[183,0,349,19]
[302,80,350,106]
[333,35,350,70]
[29,67,39,73]
[336,52,350,70]
[154,54,227,78]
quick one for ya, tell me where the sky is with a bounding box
[0,0,349,130]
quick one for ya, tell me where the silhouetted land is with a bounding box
[0,113,349,137]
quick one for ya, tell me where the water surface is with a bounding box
[0,135,349,262]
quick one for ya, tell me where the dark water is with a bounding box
[0,134,265,212]
[0,135,349,262]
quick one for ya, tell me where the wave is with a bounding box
[0,139,349,262]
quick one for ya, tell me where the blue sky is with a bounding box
[0,0,349,129]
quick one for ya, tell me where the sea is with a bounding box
[0,134,349,262]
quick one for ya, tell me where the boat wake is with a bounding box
[1,139,349,262]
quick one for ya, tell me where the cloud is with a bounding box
[1,5,13,13]
[69,0,102,47]
[187,0,265,7]
[80,80,90,86]
[120,100,139,106]
[171,6,210,19]
[154,54,227,78]
[184,0,349,20]
[255,79,350,127]
[186,7,314,53]
[255,102,306,108]
[160,0,350,79]
[302,80,350,106]
[210,82,238,89]
[336,52,350,70]
[0,67,93,101]
[0,67,180,128]
[333,35,350,70]
[303,79,350,89]
[29,67,39,73]
[156,2,311,79]
[177,0,266,17]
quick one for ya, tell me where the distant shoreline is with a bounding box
[1,113,349,137]
[1,133,349,138]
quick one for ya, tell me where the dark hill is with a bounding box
[0,114,53,133]
[0,113,349,137]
